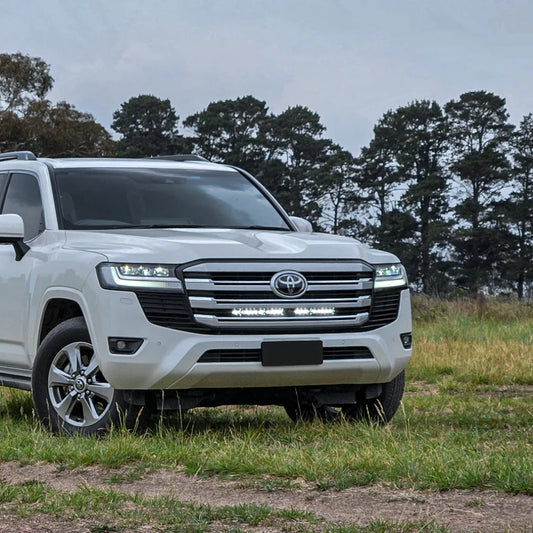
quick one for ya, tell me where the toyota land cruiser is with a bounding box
[0,151,412,435]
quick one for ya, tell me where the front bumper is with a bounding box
[85,279,412,390]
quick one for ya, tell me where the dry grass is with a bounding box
[410,295,533,386]
[412,293,533,323]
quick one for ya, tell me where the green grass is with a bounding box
[0,390,530,494]
[0,297,531,497]
[0,482,451,532]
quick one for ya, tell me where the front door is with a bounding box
[0,172,44,370]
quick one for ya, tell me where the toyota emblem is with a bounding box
[270,271,308,298]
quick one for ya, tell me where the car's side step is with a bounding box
[0,372,31,391]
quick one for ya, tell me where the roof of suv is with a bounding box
[40,158,231,171]
[0,152,233,172]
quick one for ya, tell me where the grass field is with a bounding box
[0,297,531,531]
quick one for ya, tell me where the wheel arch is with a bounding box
[32,289,94,360]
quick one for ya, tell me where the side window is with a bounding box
[0,172,7,196]
[1,173,44,241]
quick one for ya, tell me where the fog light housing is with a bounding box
[400,332,412,349]
[108,337,144,354]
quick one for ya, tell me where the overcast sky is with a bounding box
[3,0,533,153]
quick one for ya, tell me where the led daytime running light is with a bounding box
[374,263,407,290]
[97,263,183,291]
[118,264,171,278]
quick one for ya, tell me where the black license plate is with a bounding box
[261,341,323,366]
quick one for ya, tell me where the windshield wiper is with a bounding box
[120,224,211,229]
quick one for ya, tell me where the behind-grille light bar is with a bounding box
[232,307,285,317]
[294,307,335,316]
[231,306,335,317]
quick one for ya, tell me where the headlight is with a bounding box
[97,263,183,291]
[374,263,408,290]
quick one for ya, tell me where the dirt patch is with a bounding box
[1,462,532,532]
[406,382,533,398]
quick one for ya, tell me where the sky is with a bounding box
[2,0,533,154]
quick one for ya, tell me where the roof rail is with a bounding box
[0,151,37,162]
[148,154,209,162]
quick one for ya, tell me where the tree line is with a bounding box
[1,53,532,299]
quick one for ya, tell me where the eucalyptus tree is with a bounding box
[0,53,112,157]
[0,52,54,152]
[24,100,114,157]
[0,52,53,113]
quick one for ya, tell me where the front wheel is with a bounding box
[343,371,405,424]
[32,317,150,436]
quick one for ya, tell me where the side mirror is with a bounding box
[289,216,313,233]
[0,214,29,261]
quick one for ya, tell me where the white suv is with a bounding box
[0,151,412,435]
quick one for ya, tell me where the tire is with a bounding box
[343,371,405,424]
[32,317,150,436]
[284,371,405,425]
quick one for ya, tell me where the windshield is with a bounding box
[54,168,291,231]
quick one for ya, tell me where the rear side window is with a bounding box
[1,172,44,241]
[0,172,7,193]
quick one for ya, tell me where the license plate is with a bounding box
[261,341,323,366]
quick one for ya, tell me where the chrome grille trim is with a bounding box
[193,312,370,328]
[181,261,374,331]
[189,295,372,310]
[185,279,373,292]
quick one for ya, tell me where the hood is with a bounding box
[64,228,399,266]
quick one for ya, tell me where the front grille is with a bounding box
[134,261,403,334]
[198,346,374,363]
[185,271,370,283]
[183,261,374,333]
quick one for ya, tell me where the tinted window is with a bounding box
[54,168,290,230]
[2,173,44,240]
[0,172,7,195]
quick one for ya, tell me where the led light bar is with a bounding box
[231,307,285,317]
[231,306,336,317]
[294,307,335,316]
